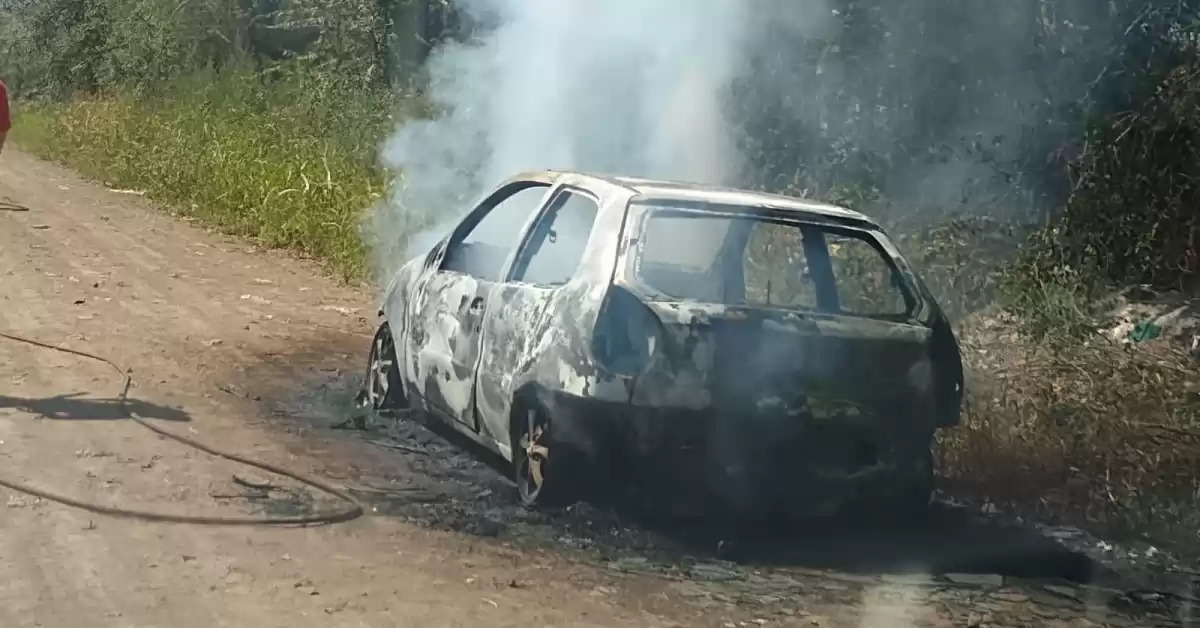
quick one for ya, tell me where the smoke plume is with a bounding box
[365,0,789,281]
[364,0,1122,283]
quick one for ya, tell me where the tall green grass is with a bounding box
[14,68,419,280]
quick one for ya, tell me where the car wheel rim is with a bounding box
[519,408,550,499]
[367,332,394,409]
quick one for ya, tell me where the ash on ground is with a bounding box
[256,363,1194,627]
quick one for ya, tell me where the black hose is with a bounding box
[0,331,364,526]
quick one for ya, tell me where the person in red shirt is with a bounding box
[0,78,10,155]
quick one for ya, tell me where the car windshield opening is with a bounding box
[634,206,915,319]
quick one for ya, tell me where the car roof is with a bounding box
[506,169,876,226]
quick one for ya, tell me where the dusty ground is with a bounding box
[0,148,1189,627]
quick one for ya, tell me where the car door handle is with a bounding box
[466,297,486,333]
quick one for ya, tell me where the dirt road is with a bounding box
[0,149,1182,628]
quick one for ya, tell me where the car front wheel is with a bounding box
[360,322,406,412]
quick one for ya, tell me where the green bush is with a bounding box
[14,67,417,279]
[1019,60,1200,292]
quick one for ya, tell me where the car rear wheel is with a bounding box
[360,322,406,412]
[840,443,934,526]
[512,404,581,508]
[893,445,936,521]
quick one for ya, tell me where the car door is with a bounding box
[473,187,604,453]
[406,181,553,427]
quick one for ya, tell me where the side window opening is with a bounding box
[743,222,818,310]
[636,214,732,302]
[442,183,551,281]
[821,231,911,317]
[511,189,600,286]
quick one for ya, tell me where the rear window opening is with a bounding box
[633,206,915,319]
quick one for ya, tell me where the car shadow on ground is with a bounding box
[0,393,192,422]
[360,409,1100,583]
[617,503,1099,581]
[241,341,1103,587]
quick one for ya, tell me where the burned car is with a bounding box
[361,170,964,519]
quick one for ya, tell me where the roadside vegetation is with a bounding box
[14,72,403,278]
[0,0,412,279]
[2,0,1198,555]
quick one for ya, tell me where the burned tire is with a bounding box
[842,444,934,526]
[892,445,936,522]
[360,322,406,412]
[511,402,584,508]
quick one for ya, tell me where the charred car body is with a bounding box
[361,170,964,519]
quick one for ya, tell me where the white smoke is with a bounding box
[359,1,1131,285]
[365,0,774,282]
